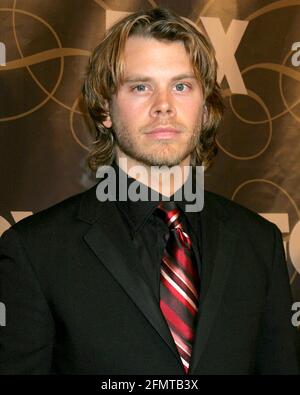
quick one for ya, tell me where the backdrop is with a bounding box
[0,0,299,351]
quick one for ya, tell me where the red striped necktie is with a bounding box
[156,201,200,374]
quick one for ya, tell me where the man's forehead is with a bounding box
[122,36,194,73]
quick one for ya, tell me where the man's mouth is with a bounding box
[145,127,181,139]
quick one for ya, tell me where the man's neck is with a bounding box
[115,155,191,198]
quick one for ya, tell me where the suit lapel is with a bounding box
[189,192,239,374]
[78,185,182,367]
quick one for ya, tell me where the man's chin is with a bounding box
[116,142,192,167]
[135,152,190,167]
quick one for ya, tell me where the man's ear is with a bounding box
[103,114,112,129]
[102,100,112,128]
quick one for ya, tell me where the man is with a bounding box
[0,8,299,374]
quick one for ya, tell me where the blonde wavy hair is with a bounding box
[82,7,224,170]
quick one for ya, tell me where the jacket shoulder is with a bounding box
[204,189,279,235]
[1,184,97,242]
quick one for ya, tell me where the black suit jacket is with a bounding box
[0,185,299,374]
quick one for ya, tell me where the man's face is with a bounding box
[104,36,205,167]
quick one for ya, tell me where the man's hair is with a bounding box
[82,7,224,170]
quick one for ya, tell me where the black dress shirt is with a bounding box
[110,161,202,302]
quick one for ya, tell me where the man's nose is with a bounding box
[150,89,176,118]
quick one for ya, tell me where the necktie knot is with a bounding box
[156,201,182,230]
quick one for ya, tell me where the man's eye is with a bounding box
[133,84,147,92]
[174,83,189,92]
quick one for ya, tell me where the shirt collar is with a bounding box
[111,161,197,233]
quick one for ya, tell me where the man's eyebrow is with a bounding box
[122,73,197,83]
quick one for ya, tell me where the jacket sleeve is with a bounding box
[255,224,300,374]
[0,227,55,374]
